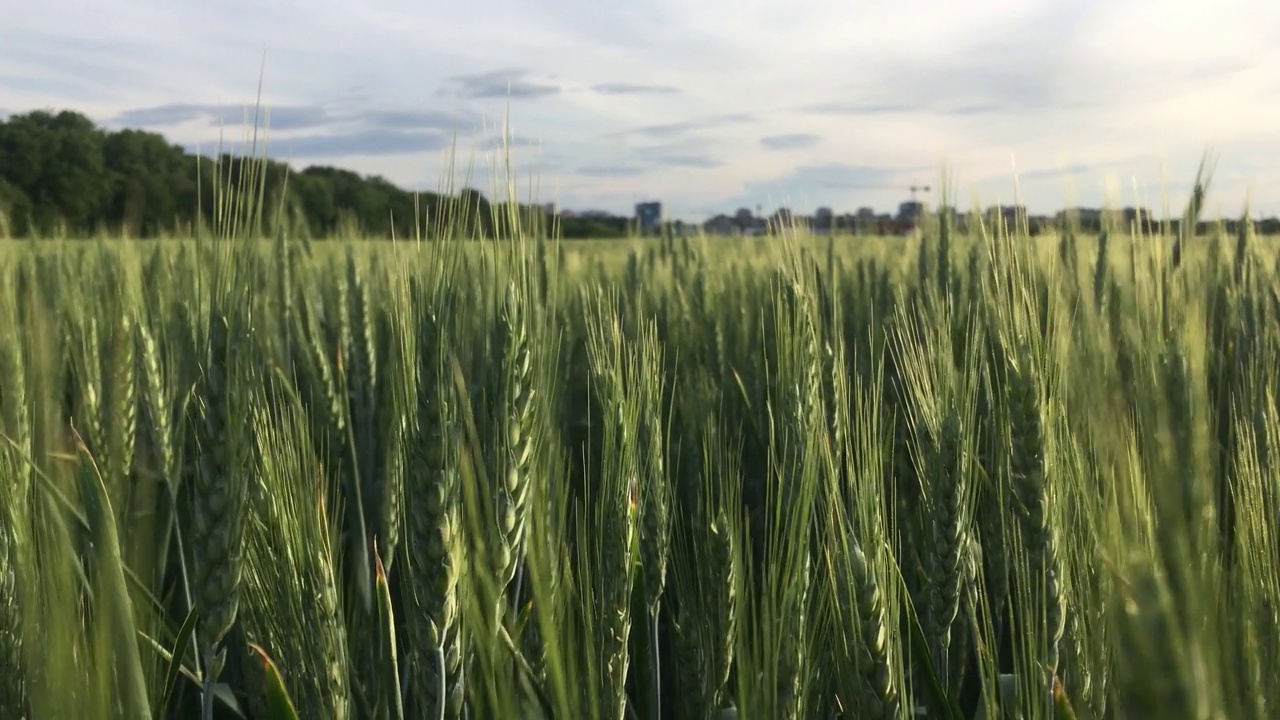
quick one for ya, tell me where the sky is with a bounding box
[4,0,1280,222]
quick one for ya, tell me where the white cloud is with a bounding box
[3,0,1279,219]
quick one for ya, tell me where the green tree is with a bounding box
[0,110,110,234]
[0,107,562,240]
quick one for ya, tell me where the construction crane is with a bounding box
[819,182,935,235]
[821,181,931,200]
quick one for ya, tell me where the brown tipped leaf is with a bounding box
[249,643,302,720]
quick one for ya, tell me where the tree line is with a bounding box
[5,109,1275,241]
[0,108,616,240]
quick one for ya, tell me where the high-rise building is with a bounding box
[814,207,834,233]
[635,201,662,234]
[898,201,925,223]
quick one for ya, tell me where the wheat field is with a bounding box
[0,153,1277,720]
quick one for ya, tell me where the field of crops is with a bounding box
[2,162,1280,720]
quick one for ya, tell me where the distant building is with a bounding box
[635,201,662,234]
[704,214,735,236]
[547,198,1208,238]
[1115,206,1156,233]
[768,207,794,232]
[897,201,926,223]
[851,207,879,235]
[1057,207,1103,226]
[986,205,1027,227]
[1121,206,1152,223]
[733,208,767,235]
[814,207,834,234]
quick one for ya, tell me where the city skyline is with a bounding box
[4,0,1279,221]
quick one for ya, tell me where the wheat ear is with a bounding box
[405,304,467,718]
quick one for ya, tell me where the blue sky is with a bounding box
[3,0,1278,221]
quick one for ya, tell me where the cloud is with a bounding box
[109,103,483,134]
[1013,157,1162,182]
[625,121,703,139]
[111,103,333,131]
[0,32,162,103]
[443,68,561,100]
[800,64,1075,119]
[800,8,1260,122]
[474,134,543,151]
[267,129,454,158]
[803,101,1000,117]
[0,71,112,104]
[110,103,220,127]
[578,164,648,178]
[650,154,723,169]
[591,82,681,95]
[360,109,484,132]
[760,133,822,150]
[613,113,756,140]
